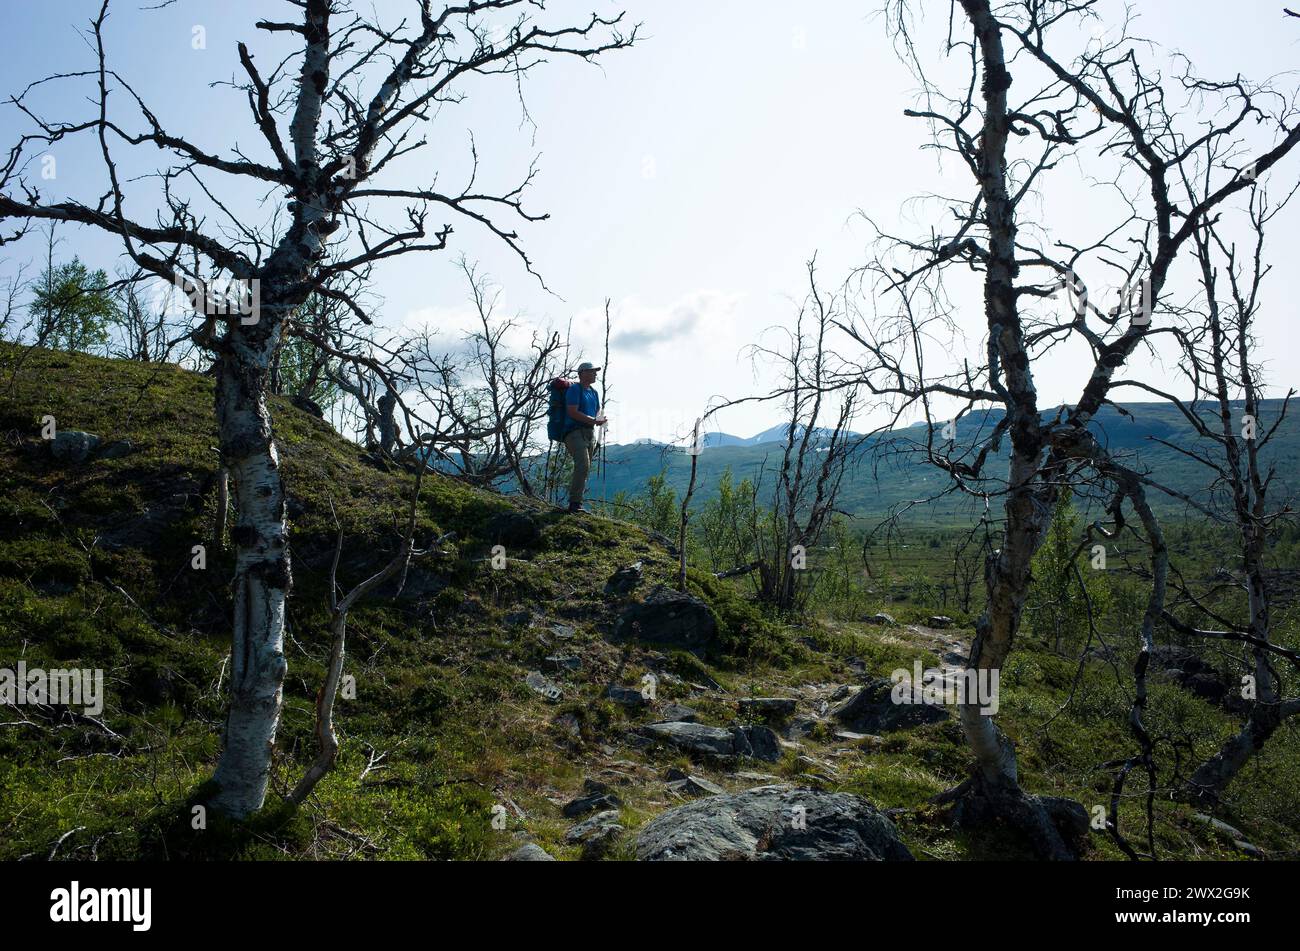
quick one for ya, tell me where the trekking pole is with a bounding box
[600,297,611,506]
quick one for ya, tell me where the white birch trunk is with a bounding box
[209,323,292,818]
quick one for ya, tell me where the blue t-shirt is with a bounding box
[565,383,600,430]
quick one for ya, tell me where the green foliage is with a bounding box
[29,257,120,353]
[275,335,341,411]
[619,471,679,536]
[693,468,759,573]
[1025,489,1111,655]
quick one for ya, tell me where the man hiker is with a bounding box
[564,361,606,512]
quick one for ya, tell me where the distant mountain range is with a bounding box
[588,400,1299,521]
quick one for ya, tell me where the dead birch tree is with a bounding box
[849,0,1300,856]
[1135,189,1300,807]
[0,0,634,817]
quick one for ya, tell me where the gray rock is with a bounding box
[1150,646,1244,712]
[545,654,582,672]
[862,612,897,626]
[636,785,913,861]
[640,721,735,757]
[831,678,949,733]
[565,809,624,860]
[49,430,101,463]
[525,670,562,702]
[604,562,644,597]
[608,685,647,707]
[614,586,717,650]
[927,615,954,628]
[97,439,134,460]
[666,775,725,798]
[290,394,325,418]
[657,703,698,722]
[502,843,555,861]
[786,717,821,740]
[549,623,576,640]
[552,712,581,737]
[739,697,797,719]
[732,724,782,762]
[638,721,782,763]
[563,784,623,818]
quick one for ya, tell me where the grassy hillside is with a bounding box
[1,343,1296,861]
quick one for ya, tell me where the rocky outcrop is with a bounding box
[638,721,782,762]
[636,785,913,861]
[502,843,556,861]
[565,809,624,859]
[831,678,949,733]
[614,586,717,650]
[604,562,644,597]
[48,431,133,464]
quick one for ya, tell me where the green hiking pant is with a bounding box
[564,426,596,506]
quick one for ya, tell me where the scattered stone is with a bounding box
[928,615,955,629]
[525,670,562,702]
[607,685,647,707]
[614,586,717,650]
[636,785,914,861]
[97,439,134,460]
[545,654,582,672]
[666,775,725,798]
[1191,812,1264,857]
[502,843,555,861]
[565,809,623,860]
[638,721,782,763]
[831,678,949,734]
[862,612,897,626]
[739,697,798,719]
[735,771,779,782]
[290,394,325,418]
[563,780,623,818]
[1149,646,1244,712]
[549,623,576,640]
[657,703,698,723]
[833,730,884,749]
[504,610,533,627]
[604,562,644,597]
[786,717,821,740]
[49,430,101,464]
[734,725,783,762]
[552,712,581,738]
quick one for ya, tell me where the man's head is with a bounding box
[577,361,600,385]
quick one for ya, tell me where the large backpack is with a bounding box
[546,378,573,441]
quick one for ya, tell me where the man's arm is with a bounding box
[566,388,606,426]
[567,404,605,425]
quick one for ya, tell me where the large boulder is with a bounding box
[501,843,555,861]
[614,586,717,649]
[1149,645,1245,712]
[604,562,644,597]
[831,678,949,733]
[49,430,101,464]
[638,721,782,763]
[565,809,624,860]
[636,785,913,861]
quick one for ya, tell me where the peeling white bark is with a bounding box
[209,323,292,818]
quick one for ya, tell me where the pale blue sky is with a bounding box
[2,1,1297,444]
